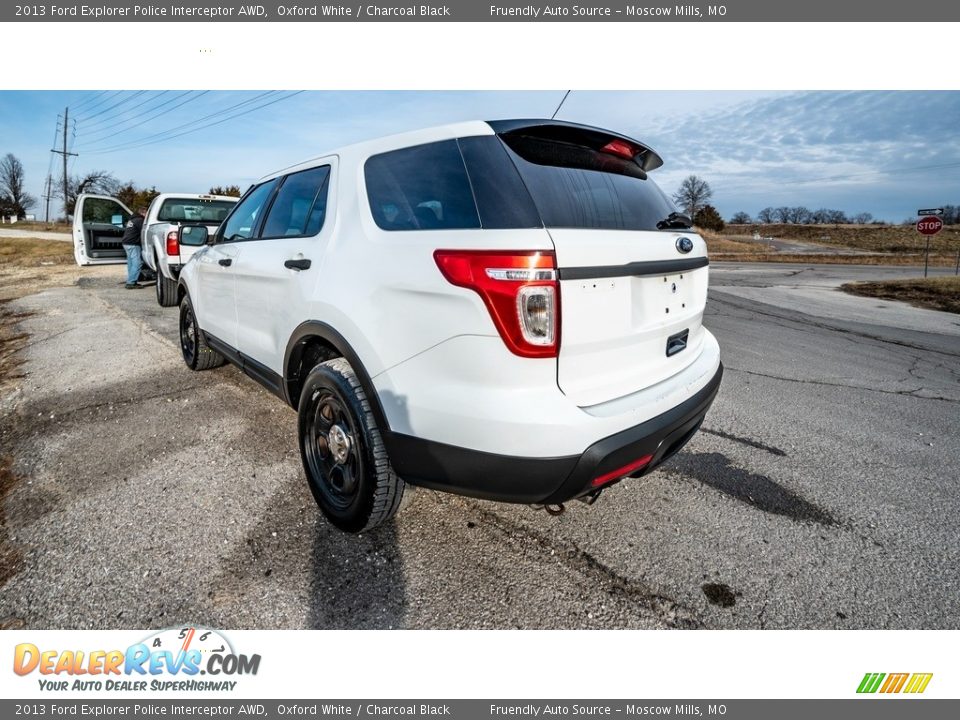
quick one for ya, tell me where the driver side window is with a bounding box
[220,179,278,242]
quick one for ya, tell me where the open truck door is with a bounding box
[73,193,134,266]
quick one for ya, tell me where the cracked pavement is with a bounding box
[1,262,958,629]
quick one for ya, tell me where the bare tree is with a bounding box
[57,170,119,216]
[730,211,752,224]
[789,206,812,224]
[852,212,873,225]
[0,153,36,219]
[756,207,774,223]
[672,175,713,219]
[774,206,791,223]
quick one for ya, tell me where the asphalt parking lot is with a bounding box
[1,262,958,629]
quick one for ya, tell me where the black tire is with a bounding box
[298,358,403,533]
[156,262,179,307]
[179,295,226,371]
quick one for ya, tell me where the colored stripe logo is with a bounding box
[857,672,933,694]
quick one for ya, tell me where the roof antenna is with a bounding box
[551,90,571,120]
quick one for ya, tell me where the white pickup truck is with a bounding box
[142,193,238,306]
[72,192,237,306]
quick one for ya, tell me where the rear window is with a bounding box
[499,134,677,231]
[363,132,675,233]
[157,198,236,224]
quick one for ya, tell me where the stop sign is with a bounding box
[917,216,943,235]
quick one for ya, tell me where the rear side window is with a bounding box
[221,179,278,242]
[261,166,331,239]
[500,135,677,231]
[365,140,480,231]
[157,198,236,224]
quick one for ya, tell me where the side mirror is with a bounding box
[178,224,209,247]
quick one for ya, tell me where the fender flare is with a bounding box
[283,321,391,434]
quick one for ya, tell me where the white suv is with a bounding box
[142,193,238,306]
[176,120,723,533]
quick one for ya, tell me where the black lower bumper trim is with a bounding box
[386,364,723,505]
[541,363,723,504]
[386,433,579,504]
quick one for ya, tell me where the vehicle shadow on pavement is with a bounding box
[668,451,837,526]
[307,518,405,629]
[212,473,407,630]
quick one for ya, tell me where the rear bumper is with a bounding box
[386,363,722,504]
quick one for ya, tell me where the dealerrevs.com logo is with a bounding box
[857,673,933,694]
[13,627,261,692]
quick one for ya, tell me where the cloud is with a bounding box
[632,91,960,218]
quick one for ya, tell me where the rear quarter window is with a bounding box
[364,140,481,231]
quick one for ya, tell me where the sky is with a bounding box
[0,90,958,222]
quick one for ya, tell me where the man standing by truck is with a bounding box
[122,206,147,289]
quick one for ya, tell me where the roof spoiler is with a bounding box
[487,119,664,172]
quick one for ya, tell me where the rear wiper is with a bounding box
[656,212,693,230]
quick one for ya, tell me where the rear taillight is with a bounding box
[433,250,559,358]
[166,231,179,257]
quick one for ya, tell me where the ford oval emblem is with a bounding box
[676,237,694,254]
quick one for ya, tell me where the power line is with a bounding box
[78,91,171,134]
[86,91,277,152]
[86,91,304,155]
[75,91,206,149]
[74,90,149,123]
[91,90,304,152]
[91,91,302,154]
[71,90,122,117]
[69,90,111,112]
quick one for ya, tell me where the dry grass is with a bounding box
[841,276,960,314]
[707,223,960,266]
[2,220,72,232]
[0,238,90,302]
[0,454,23,589]
[0,237,74,266]
[727,223,960,254]
[698,228,765,255]
[711,252,958,266]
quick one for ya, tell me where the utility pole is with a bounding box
[50,107,77,219]
[43,174,52,222]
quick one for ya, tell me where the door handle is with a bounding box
[284,258,312,271]
[218,258,232,267]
